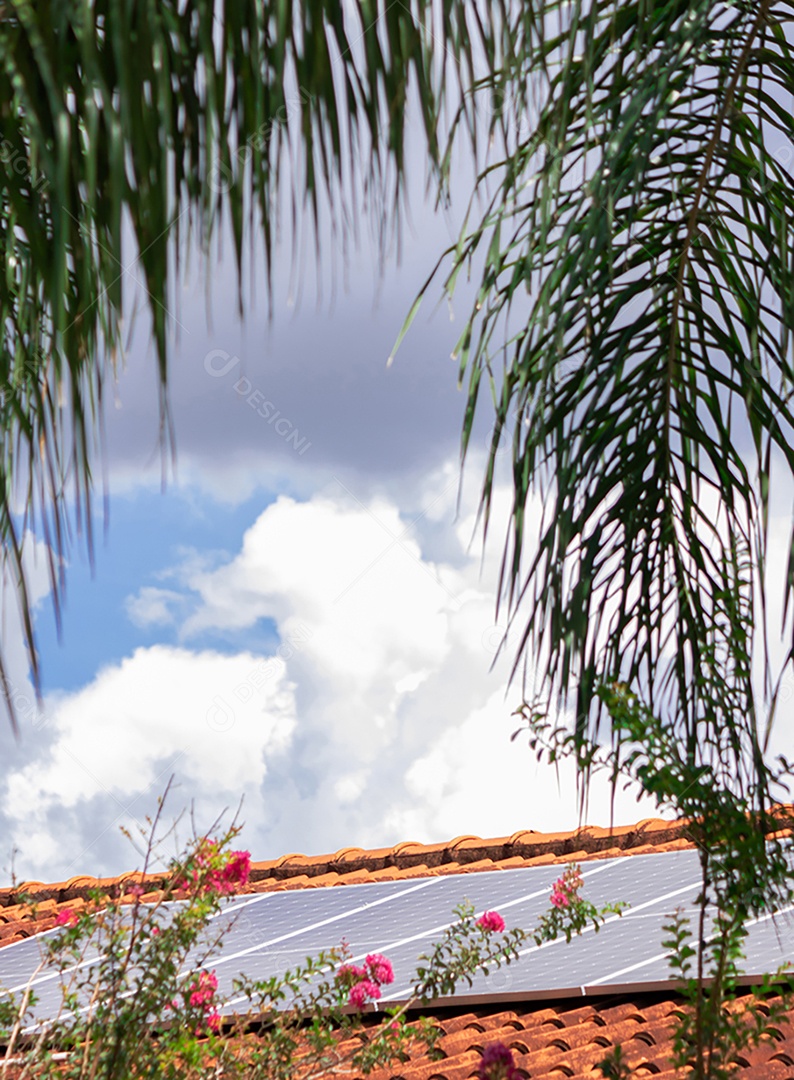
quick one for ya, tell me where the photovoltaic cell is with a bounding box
[1,846,792,1025]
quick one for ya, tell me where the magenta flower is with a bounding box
[365,953,394,985]
[549,865,583,910]
[175,841,252,896]
[188,970,218,1008]
[221,851,251,891]
[55,908,78,928]
[477,910,506,933]
[477,1041,520,1080]
[336,963,368,985]
[348,979,381,1007]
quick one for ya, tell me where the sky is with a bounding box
[3,121,763,888]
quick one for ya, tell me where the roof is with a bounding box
[354,993,794,1080]
[0,814,699,946]
[2,811,793,1079]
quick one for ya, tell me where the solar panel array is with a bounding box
[1,847,792,1026]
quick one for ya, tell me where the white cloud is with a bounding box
[125,587,185,628]
[3,473,659,883]
[4,647,295,878]
[0,531,57,734]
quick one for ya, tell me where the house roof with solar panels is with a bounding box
[2,812,794,1079]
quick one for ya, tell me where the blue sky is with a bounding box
[0,129,671,887]
[35,489,280,693]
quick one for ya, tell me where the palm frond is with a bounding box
[440,0,794,812]
[0,0,503,728]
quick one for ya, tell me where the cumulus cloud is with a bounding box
[125,587,185,628]
[3,647,295,881]
[2,473,657,883]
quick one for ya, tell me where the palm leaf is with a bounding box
[440,0,794,819]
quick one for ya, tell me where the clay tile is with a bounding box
[367,867,402,881]
[639,1001,681,1023]
[508,829,539,845]
[247,858,281,874]
[579,824,612,840]
[271,853,308,869]
[484,1012,522,1030]
[447,835,484,851]
[392,864,438,880]
[330,847,365,864]
[457,839,512,857]
[516,1009,563,1029]
[597,1004,647,1025]
[16,881,45,894]
[409,840,454,858]
[595,846,624,859]
[635,818,677,833]
[558,1006,599,1027]
[440,1014,483,1035]
[534,830,571,846]
[304,873,343,888]
[96,876,125,890]
[654,837,693,852]
[335,870,372,886]
[0,903,25,920]
[64,876,99,889]
[563,849,589,862]
[524,852,558,866]
[432,861,463,876]
[491,856,530,870]
[1,932,27,945]
[391,841,427,856]
[540,1015,567,1030]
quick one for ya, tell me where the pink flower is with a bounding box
[188,971,218,1008]
[550,866,583,910]
[55,908,78,928]
[348,979,380,1007]
[221,851,251,890]
[478,1041,520,1080]
[365,953,394,985]
[206,1011,221,1032]
[477,910,505,933]
[336,963,367,985]
[128,884,145,900]
[175,841,252,896]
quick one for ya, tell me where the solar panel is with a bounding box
[2,846,792,1026]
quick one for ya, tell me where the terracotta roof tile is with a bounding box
[10,807,780,920]
[3,809,794,1080]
